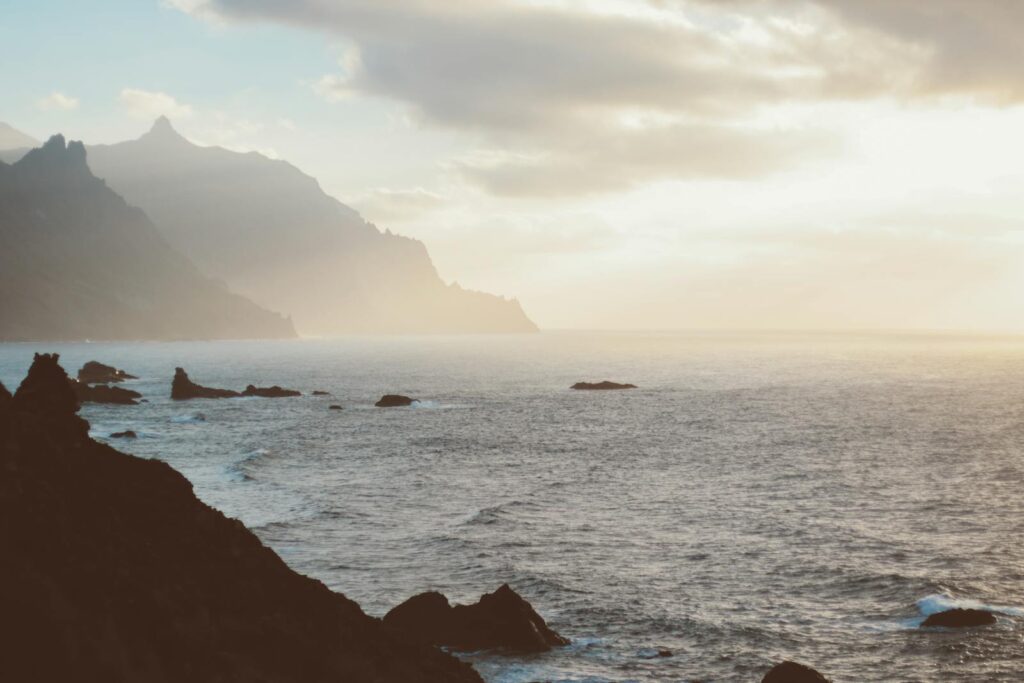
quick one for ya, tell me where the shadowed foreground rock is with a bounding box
[571,381,637,390]
[72,380,142,405]
[761,661,831,682]
[171,367,241,400]
[922,608,996,628]
[384,584,570,653]
[376,394,417,407]
[0,353,482,683]
[242,384,301,398]
[77,360,138,384]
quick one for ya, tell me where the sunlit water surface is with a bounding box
[2,332,1023,681]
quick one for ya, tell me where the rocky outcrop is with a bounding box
[571,381,637,390]
[110,430,137,439]
[0,353,482,683]
[922,608,996,628]
[376,394,417,408]
[71,380,142,405]
[761,661,831,682]
[171,367,241,400]
[384,584,569,654]
[77,360,137,384]
[242,384,301,398]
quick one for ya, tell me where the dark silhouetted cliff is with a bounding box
[0,135,295,341]
[0,353,481,683]
[87,118,537,335]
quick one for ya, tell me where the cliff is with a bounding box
[0,353,481,683]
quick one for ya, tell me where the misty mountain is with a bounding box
[0,122,37,164]
[86,118,537,335]
[0,135,295,341]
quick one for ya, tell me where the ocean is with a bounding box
[2,332,1022,682]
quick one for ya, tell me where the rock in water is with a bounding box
[77,361,137,384]
[241,384,301,398]
[384,584,570,653]
[0,354,482,683]
[375,394,417,407]
[922,608,996,628]
[312,390,331,396]
[171,367,241,400]
[71,380,142,405]
[570,381,637,390]
[110,430,137,439]
[329,405,343,410]
[762,661,831,682]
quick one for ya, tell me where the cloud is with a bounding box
[119,88,194,120]
[37,91,79,111]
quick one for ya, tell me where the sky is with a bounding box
[4,0,1024,332]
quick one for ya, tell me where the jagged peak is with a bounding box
[16,134,90,175]
[141,116,187,145]
[11,353,89,439]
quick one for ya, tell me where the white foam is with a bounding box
[917,593,1024,618]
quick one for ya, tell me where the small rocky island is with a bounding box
[922,608,996,628]
[71,380,142,405]
[375,394,417,407]
[171,368,302,400]
[242,384,301,398]
[571,381,637,390]
[77,360,138,384]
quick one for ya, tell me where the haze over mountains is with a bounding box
[86,118,536,335]
[0,134,295,341]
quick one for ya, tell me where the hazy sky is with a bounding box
[5,1,1024,331]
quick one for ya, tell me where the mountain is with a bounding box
[0,121,38,151]
[87,117,538,335]
[0,135,296,341]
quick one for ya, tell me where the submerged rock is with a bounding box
[0,353,482,683]
[77,360,137,384]
[171,367,240,400]
[761,661,831,683]
[922,608,996,628]
[242,384,301,398]
[384,584,570,653]
[110,430,137,439]
[313,390,331,396]
[375,394,417,408]
[571,381,637,390]
[71,380,142,405]
[329,405,343,411]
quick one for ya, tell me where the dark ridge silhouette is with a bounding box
[922,608,996,628]
[0,353,482,683]
[171,367,241,400]
[242,384,302,398]
[77,360,137,384]
[87,118,537,335]
[571,381,638,390]
[72,380,142,405]
[384,584,569,653]
[376,394,417,407]
[0,135,295,341]
[761,661,831,682]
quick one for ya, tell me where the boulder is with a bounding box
[375,394,417,408]
[0,353,482,683]
[570,381,637,390]
[171,367,240,400]
[71,380,141,405]
[77,361,137,384]
[242,385,301,398]
[110,430,137,439]
[762,661,831,683]
[384,584,569,653]
[922,608,996,628]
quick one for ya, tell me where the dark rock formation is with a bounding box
[0,353,482,683]
[0,134,296,342]
[376,394,417,408]
[571,381,637,390]
[77,360,137,384]
[171,367,240,400]
[110,430,137,439]
[71,380,142,405]
[761,661,831,683]
[922,608,996,628]
[313,390,331,396]
[329,405,343,410]
[242,384,301,398]
[384,584,569,654]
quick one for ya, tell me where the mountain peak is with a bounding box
[0,121,40,151]
[142,116,186,144]
[16,134,90,177]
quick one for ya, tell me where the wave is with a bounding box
[170,412,206,424]
[916,593,1024,618]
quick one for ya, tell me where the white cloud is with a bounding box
[119,88,194,120]
[37,91,79,111]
